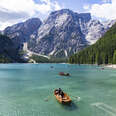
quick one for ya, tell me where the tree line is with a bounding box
[69,23,116,65]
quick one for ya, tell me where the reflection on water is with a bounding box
[62,102,78,111]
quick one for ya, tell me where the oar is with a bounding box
[71,96,81,102]
[44,96,53,102]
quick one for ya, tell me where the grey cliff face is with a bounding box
[3,9,116,58]
[84,19,116,45]
[28,9,116,57]
[84,20,106,45]
[0,34,22,62]
[4,18,42,50]
[28,9,91,57]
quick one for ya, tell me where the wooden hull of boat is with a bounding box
[59,72,70,76]
[59,74,69,76]
[54,90,71,104]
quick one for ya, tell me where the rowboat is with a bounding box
[54,89,71,104]
[59,72,70,76]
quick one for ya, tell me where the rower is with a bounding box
[58,88,64,98]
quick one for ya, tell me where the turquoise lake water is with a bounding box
[0,64,116,116]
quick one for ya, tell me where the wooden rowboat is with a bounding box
[54,89,71,104]
[59,72,70,76]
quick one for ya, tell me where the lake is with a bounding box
[0,64,116,116]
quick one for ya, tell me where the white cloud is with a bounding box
[84,0,116,20]
[36,0,62,14]
[0,21,14,30]
[0,0,62,30]
[83,4,90,10]
[54,1,62,10]
[102,0,111,3]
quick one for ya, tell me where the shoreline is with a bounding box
[103,64,116,69]
[1,63,116,69]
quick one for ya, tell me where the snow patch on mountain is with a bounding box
[85,20,105,45]
[55,13,69,27]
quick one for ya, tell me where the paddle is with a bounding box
[45,95,81,103]
[71,96,81,102]
[44,96,53,102]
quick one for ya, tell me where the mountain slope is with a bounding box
[84,20,106,44]
[4,18,42,50]
[28,9,91,57]
[0,34,23,63]
[2,9,116,58]
[69,23,116,64]
[28,9,115,57]
[81,19,116,45]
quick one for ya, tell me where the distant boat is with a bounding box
[54,89,71,104]
[50,66,54,68]
[59,72,70,76]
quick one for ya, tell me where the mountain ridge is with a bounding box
[2,9,116,58]
[28,9,91,57]
[0,34,24,63]
[69,22,116,64]
[4,18,42,50]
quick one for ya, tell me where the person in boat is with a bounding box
[59,72,70,76]
[55,89,59,94]
[66,73,70,76]
[58,88,64,98]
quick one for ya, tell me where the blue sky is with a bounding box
[48,0,104,12]
[35,0,112,12]
[34,0,110,13]
[0,0,115,30]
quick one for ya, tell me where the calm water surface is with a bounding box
[0,64,116,116]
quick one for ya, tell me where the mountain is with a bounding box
[69,23,116,65]
[28,9,115,57]
[0,34,24,63]
[2,9,116,58]
[80,19,116,45]
[4,18,42,50]
[28,9,91,57]
[103,19,116,29]
[84,20,106,45]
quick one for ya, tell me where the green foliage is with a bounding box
[0,34,25,63]
[69,23,116,65]
[49,57,68,63]
[0,55,12,63]
[30,55,68,63]
[113,50,116,64]
[30,55,49,63]
[19,50,27,56]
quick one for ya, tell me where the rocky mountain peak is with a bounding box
[2,9,116,58]
[28,9,91,57]
[50,9,91,21]
[85,19,116,45]
[4,18,42,49]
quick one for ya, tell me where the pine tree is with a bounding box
[69,22,116,65]
[113,50,116,64]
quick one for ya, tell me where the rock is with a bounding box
[3,9,116,58]
[28,9,116,57]
[4,18,42,50]
[28,9,91,57]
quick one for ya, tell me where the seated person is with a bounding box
[58,88,64,98]
[55,89,59,94]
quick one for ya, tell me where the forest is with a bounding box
[69,23,116,65]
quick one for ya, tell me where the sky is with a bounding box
[0,0,116,30]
